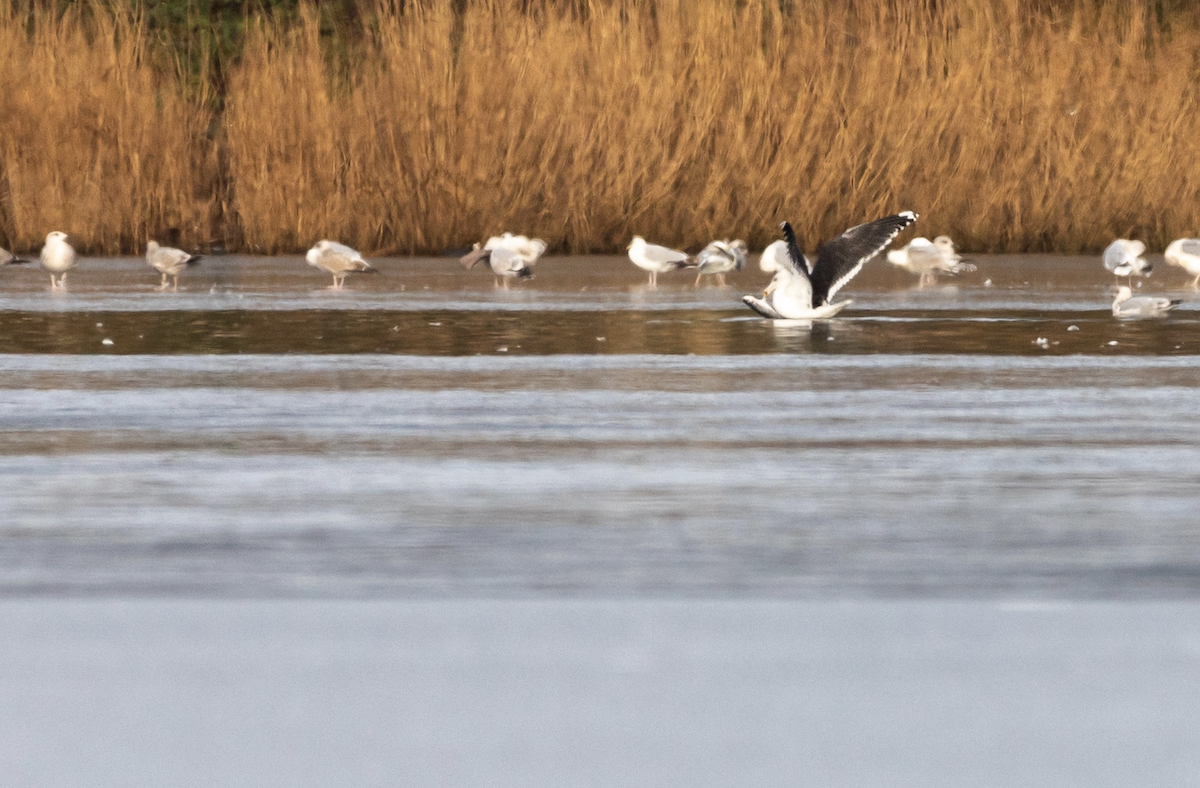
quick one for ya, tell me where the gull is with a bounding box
[694,239,747,286]
[1164,238,1200,288]
[485,232,547,266]
[628,236,693,287]
[743,211,918,319]
[887,235,975,286]
[460,242,534,288]
[39,231,78,289]
[1103,239,1150,286]
[1,246,29,265]
[1112,285,1180,318]
[305,240,377,289]
[146,240,201,291]
[758,240,790,274]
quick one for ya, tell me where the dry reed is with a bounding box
[0,3,215,254]
[6,1,1200,254]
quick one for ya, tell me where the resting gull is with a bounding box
[694,239,747,286]
[305,240,377,289]
[1112,285,1180,318]
[146,240,201,291]
[460,242,534,288]
[887,235,975,286]
[1103,239,1150,285]
[1165,238,1200,288]
[743,211,918,319]
[39,231,78,290]
[627,236,693,287]
[1,246,29,265]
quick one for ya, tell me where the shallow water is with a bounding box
[2,253,1200,596]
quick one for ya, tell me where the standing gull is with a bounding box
[460,242,535,288]
[694,239,747,286]
[743,211,918,319]
[305,240,377,289]
[1103,239,1150,286]
[146,240,200,291]
[485,233,547,266]
[887,235,975,286]
[39,231,78,290]
[1112,286,1180,318]
[1164,238,1200,288]
[1,246,29,265]
[627,236,693,287]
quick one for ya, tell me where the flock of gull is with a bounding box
[3,217,1200,320]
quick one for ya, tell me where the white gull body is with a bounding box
[743,212,918,320]
[1103,239,1150,284]
[1164,238,1200,288]
[39,231,78,289]
[887,235,974,286]
[484,233,547,266]
[1112,285,1180,318]
[758,240,790,274]
[305,240,376,289]
[146,240,200,291]
[694,239,747,286]
[627,236,692,287]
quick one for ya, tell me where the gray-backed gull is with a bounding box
[627,236,693,287]
[694,239,747,286]
[306,240,377,289]
[1112,285,1180,318]
[146,240,201,291]
[1165,239,1200,288]
[1103,239,1150,285]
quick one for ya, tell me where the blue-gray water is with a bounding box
[2,254,1199,785]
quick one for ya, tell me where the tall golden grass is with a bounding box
[4,0,1200,253]
[0,4,217,254]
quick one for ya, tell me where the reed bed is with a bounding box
[6,0,1200,254]
[0,4,217,254]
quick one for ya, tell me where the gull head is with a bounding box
[628,236,645,251]
[146,240,160,254]
[45,231,71,246]
[305,245,321,267]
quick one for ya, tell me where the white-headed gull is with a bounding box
[305,240,377,289]
[887,234,975,286]
[1164,238,1200,288]
[1103,239,1150,285]
[461,242,535,288]
[743,212,918,319]
[1112,285,1180,318]
[694,239,747,286]
[39,231,78,290]
[146,240,201,291]
[627,236,693,287]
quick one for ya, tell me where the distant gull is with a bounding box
[1103,239,1150,285]
[39,231,78,290]
[694,239,747,286]
[887,235,975,286]
[1165,238,1200,288]
[305,240,377,289]
[743,212,918,319]
[1,246,29,265]
[485,233,547,266]
[1112,285,1180,318]
[628,236,693,287]
[146,240,200,291]
[460,242,535,288]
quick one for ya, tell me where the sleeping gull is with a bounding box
[1112,285,1180,318]
[146,240,200,291]
[694,239,747,286]
[627,236,693,287]
[1,246,29,265]
[39,231,78,290]
[743,211,918,319]
[460,242,534,288]
[1103,239,1150,285]
[1164,238,1200,288]
[305,240,377,289]
[887,235,975,286]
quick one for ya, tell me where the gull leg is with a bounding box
[173,275,179,292]
[717,273,727,288]
[1193,273,1199,289]
[159,273,168,290]
[59,273,67,289]
[50,273,57,289]
[649,271,657,288]
[694,271,703,287]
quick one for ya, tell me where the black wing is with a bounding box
[778,221,813,282]
[810,211,918,305]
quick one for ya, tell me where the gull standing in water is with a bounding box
[1164,238,1200,288]
[887,235,975,286]
[485,233,547,266]
[627,236,693,287]
[40,231,78,290]
[146,240,201,291]
[1103,239,1150,286]
[306,240,377,289]
[460,243,535,288]
[694,239,747,286]
[1,246,29,265]
[1112,286,1180,318]
[743,211,918,319]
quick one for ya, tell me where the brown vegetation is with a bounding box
[3,0,1200,254]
